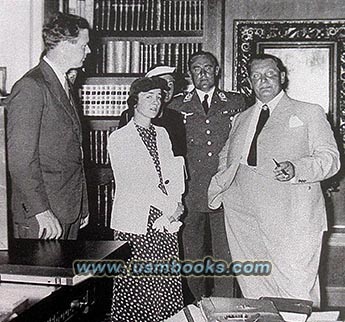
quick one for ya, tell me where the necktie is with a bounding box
[64,77,72,100]
[247,104,270,166]
[64,76,76,107]
[202,94,209,114]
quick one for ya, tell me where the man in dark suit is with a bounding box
[5,12,91,240]
[170,51,246,301]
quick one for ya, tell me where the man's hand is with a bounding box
[273,161,295,182]
[35,210,63,239]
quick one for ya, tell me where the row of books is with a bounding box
[94,0,204,32]
[81,84,131,116]
[60,0,203,32]
[90,41,203,74]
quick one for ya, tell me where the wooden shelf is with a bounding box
[93,30,203,39]
[96,35,204,45]
[84,75,140,85]
[85,73,144,78]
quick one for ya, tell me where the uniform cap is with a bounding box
[145,66,176,78]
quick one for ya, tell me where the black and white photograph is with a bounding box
[0,1,344,321]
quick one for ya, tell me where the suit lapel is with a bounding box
[39,61,82,133]
[264,93,294,131]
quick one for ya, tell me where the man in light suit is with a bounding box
[208,54,340,306]
[6,13,91,240]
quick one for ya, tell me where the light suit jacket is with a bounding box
[208,93,340,231]
[108,120,185,235]
[6,60,88,224]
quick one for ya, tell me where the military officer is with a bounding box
[170,51,246,301]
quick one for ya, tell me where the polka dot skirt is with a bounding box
[110,124,183,322]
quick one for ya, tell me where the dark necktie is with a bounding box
[202,94,209,114]
[64,77,73,103]
[247,104,270,166]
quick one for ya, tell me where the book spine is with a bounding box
[131,41,141,73]
[193,0,197,30]
[114,41,127,73]
[94,0,100,30]
[125,41,131,73]
[106,41,115,73]
[161,0,165,31]
[159,43,166,65]
[124,0,129,31]
[118,0,123,31]
[85,0,94,28]
[105,0,111,30]
[143,44,149,73]
[148,44,153,72]
[155,0,161,31]
[129,0,134,31]
[180,43,184,74]
[175,43,179,70]
[200,0,203,30]
[100,0,106,30]
[144,0,149,31]
[183,0,187,31]
[167,43,172,66]
[150,0,155,31]
[152,43,158,67]
[140,43,144,73]
[178,0,182,31]
[173,0,177,31]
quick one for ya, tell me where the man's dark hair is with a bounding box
[188,51,219,70]
[43,12,90,51]
[248,53,289,90]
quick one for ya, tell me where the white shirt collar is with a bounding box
[256,90,284,113]
[196,87,215,106]
[43,56,66,88]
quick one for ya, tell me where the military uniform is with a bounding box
[170,88,245,300]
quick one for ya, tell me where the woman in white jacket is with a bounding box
[108,77,186,322]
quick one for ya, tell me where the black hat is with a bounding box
[129,77,169,97]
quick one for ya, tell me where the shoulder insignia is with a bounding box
[217,91,228,102]
[183,91,194,103]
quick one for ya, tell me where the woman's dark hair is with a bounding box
[127,77,168,109]
[42,12,90,51]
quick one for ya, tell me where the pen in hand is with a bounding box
[273,158,288,176]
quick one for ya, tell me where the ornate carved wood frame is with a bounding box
[234,20,345,145]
